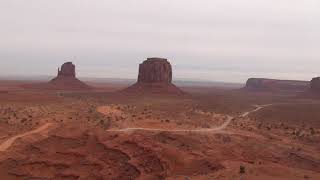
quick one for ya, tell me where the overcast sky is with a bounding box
[0,0,319,83]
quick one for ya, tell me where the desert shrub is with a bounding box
[310,128,315,135]
[99,119,111,129]
[257,123,262,129]
[239,165,246,174]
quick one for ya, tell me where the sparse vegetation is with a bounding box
[0,81,319,179]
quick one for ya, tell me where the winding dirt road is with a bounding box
[240,104,272,118]
[0,123,55,152]
[106,116,234,133]
[0,104,271,151]
[104,104,271,133]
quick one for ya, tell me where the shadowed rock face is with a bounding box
[245,78,309,92]
[311,77,320,92]
[124,58,184,95]
[138,58,172,84]
[58,62,76,77]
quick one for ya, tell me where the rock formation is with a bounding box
[48,62,91,90]
[245,78,309,92]
[310,77,320,92]
[57,62,76,77]
[22,62,91,90]
[137,58,172,84]
[124,58,184,94]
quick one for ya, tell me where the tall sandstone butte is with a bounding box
[124,58,183,94]
[310,77,320,92]
[138,58,172,84]
[48,62,91,90]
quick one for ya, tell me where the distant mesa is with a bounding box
[123,58,184,94]
[244,78,309,92]
[310,77,320,92]
[23,62,92,90]
[298,77,320,98]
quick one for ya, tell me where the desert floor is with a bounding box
[0,80,319,180]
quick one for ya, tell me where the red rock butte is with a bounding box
[49,62,91,90]
[138,58,172,84]
[124,58,184,95]
[57,62,76,77]
[311,77,320,92]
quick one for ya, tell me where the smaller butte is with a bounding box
[23,62,91,91]
[123,58,184,95]
[48,62,91,90]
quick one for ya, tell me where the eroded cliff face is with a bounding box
[245,78,267,90]
[311,77,320,92]
[124,58,184,95]
[245,78,309,92]
[137,58,172,84]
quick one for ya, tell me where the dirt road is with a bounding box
[240,104,272,118]
[104,104,271,133]
[0,104,271,151]
[0,123,54,152]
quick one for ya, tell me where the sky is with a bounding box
[0,0,319,83]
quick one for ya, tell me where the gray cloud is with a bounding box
[0,0,319,82]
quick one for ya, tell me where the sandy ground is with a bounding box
[0,82,319,180]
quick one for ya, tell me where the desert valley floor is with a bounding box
[0,81,319,180]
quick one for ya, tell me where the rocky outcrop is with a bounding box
[138,58,172,84]
[310,77,320,92]
[245,78,309,92]
[48,62,91,90]
[124,58,184,95]
[23,62,91,90]
[57,62,76,77]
